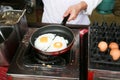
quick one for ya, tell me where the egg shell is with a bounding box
[110,49,120,61]
[109,42,119,49]
[98,41,108,52]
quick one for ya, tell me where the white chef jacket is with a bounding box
[42,0,102,25]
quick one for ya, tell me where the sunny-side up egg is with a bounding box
[34,33,55,51]
[46,36,68,52]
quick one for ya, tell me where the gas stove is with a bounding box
[7,24,88,80]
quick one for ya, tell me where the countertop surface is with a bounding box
[0,66,94,80]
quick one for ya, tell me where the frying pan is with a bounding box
[30,15,75,56]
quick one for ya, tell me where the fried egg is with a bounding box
[46,36,68,52]
[34,33,55,51]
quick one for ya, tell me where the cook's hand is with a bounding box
[63,1,87,22]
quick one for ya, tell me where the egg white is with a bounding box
[46,36,68,52]
[34,33,55,51]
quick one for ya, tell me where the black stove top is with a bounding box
[7,24,88,80]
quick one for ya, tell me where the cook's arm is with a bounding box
[64,0,102,21]
[82,0,103,15]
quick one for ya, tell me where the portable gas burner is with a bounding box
[7,24,88,80]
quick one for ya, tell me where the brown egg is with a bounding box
[109,42,119,49]
[110,49,120,61]
[98,41,108,52]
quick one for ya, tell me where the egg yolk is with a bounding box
[39,37,48,43]
[53,42,63,48]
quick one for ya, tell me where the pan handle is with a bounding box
[61,14,70,26]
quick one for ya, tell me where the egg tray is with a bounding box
[88,22,120,71]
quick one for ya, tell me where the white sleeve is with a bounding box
[82,0,103,15]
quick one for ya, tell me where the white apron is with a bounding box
[42,0,102,25]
